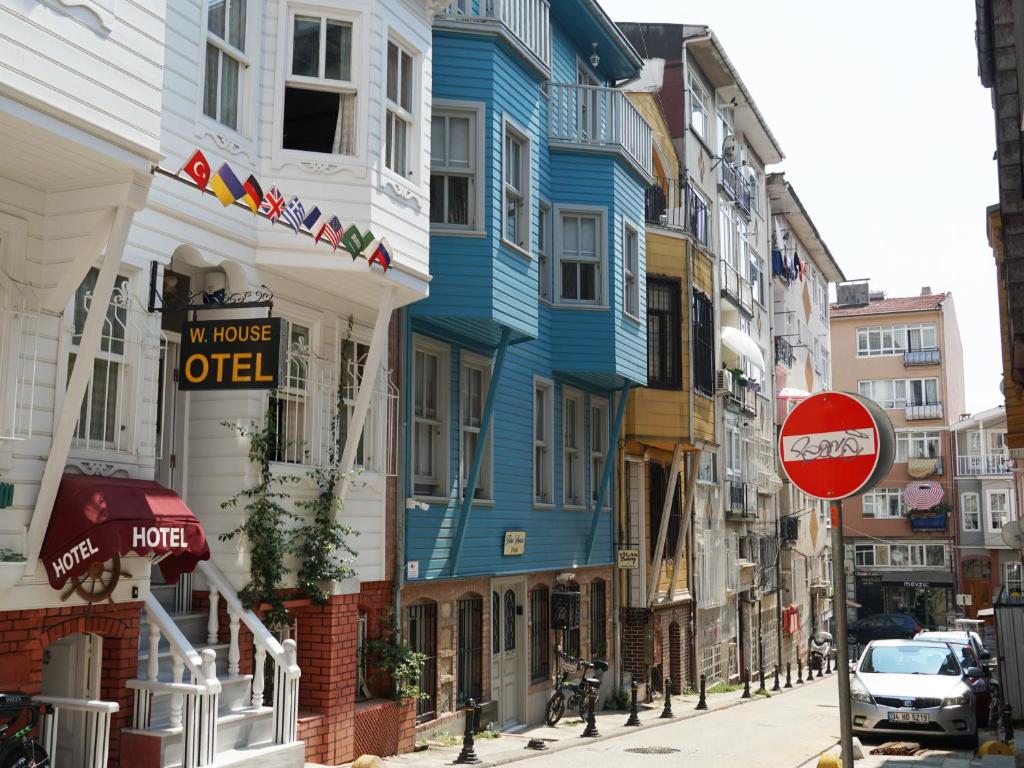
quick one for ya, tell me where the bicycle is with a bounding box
[544,651,608,726]
[0,693,49,768]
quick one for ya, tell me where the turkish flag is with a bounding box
[181,148,211,192]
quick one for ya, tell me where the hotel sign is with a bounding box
[617,548,640,570]
[503,531,526,556]
[179,318,282,390]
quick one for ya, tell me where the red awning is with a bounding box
[41,475,210,589]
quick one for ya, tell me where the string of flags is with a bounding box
[177,148,392,272]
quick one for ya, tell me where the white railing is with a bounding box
[129,595,221,768]
[547,82,653,178]
[720,260,753,313]
[436,0,551,70]
[273,343,397,476]
[0,291,55,441]
[958,453,1012,475]
[905,403,943,421]
[36,696,119,768]
[197,559,301,745]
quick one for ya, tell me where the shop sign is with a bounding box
[503,530,526,556]
[178,318,281,390]
[956,594,973,606]
[617,548,640,570]
[902,581,929,589]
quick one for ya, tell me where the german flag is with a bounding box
[241,175,264,213]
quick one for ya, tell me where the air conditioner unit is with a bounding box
[715,370,734,395]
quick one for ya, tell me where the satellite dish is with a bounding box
[721,133,737,164]
[1001,519,1024,550]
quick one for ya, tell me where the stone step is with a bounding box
[127,707,285,768]
[143,675,256,729]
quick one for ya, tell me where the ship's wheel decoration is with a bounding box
[60,554,132,604]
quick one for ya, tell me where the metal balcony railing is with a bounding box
[436,0,551,71]
[905,402,943,421]
[774,335,795,367]
[957,453,1013,475]
[727,478,747,516]
[547,82,653,178]
[644,177,713,247]
[720,260,753,314]
[904,347,941,366]
[720,160,739,201]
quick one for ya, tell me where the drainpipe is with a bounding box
[394,308,413,641]
[685,244,699,685]
[613,411,626,690]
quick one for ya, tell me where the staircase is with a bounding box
[124,563,304,768]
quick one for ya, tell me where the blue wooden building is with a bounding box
[400,0,653,729]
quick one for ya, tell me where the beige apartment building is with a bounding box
[830,285,966,630]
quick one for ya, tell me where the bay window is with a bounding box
[623,222,640,318]
[283,13,356,155]
[204,0,248,131]
[503,122,530,251]
[431,107,477,228]
[558,210,604,305]
[385,37,415,177]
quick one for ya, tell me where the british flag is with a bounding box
[259,185,285,222]
[315,216,343,250]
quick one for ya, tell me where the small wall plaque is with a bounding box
[503,530,526,556]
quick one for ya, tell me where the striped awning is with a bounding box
[903,480,944,510]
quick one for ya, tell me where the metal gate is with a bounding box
[994,586,1024,718]
[456,596,482,706]
[408,603,437,721]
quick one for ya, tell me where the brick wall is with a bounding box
[619,602,692,694]
[620,606,650,684]
[0,602,142,768]
[352,698,416,757]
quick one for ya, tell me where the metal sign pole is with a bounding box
[831,499,854,768]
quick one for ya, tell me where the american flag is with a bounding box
[315,216,343,250]
[259,185,285,222]
[280,196,305,233]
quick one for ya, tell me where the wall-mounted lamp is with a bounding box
[589,43,600,69]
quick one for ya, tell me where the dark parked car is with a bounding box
[848,613,923,643]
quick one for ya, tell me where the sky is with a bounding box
[600,0,1001,414]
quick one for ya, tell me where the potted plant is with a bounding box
[0,548,26,591]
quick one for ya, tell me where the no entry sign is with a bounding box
[778,391,895,500]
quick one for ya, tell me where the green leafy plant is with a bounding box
[0,548,25,563]
[476,722,501,739]
[706,680,745,694]
[219,401,301,627]
[363,612,428,702]
[426,731,460,746]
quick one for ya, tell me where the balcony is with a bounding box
[774,335,795,367]
[720,260,753,314]
[906,455,945,476]
[547,83,653,179]
[436,0,551,73]
[957,453,1013,475]
[720,160,739,200]
[726,479,750,518]
[905,402,943,421]
[904,347,941,366]
[909,509,949,532]
[644,177,712,248]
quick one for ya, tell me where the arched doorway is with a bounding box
[41,632,102,768]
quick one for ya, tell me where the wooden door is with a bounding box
[490,583,523,727]
[963,558,994,617]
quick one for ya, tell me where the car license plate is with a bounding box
[887,712,928,724]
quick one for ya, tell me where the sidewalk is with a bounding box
[373,674,834,768]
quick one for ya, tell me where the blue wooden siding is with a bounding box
[406,9,645,581]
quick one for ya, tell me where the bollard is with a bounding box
[757,661,766,694]
[817,655,824,679]
[660,676,674,718]
[454,699,481,764]
[1001,704,1013,744]
[796,657,804,684]
[695,674,708,711]
[581,692,600,737]
[771,664,781,692]
[825,652,832,675]
[624,678,641,726]
[741,670,751,699]
[784,662,792,689]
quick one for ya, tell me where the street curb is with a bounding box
[410,675,836,768]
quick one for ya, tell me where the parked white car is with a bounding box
[850,640,979,746]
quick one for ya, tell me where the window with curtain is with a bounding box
[987,490,1011,530]
[385,38,415,177]
[529,586,550,681]
[270,321,311,463]
[559,212,602,303]
[283,13,357,154]
[646,278,680,389]
[431,109,476,227]
[589,580,607,660]
[413,340,448,497]
[204,0,248,131]
[961,493,980,531]
[861,488,906,519]
[692,288,715,395]
[503,124,529,250]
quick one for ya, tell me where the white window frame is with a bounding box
[589,397,609,510]
[622,218,641,320]
[201,0,253,136]
[986,488,1012,531]
[854,544,875,567]
[459,350,493,501]
[384,33,418,181]
[501,117,531,256]
[276,7,363,159]
[861,488,906,519]
[858,378,939,408]
[1006,562,1023,594]
[412,335,450,499]
[895,430,943,463]
[554,205,608,308]
[563,388,584,508]
[688,70,709,141]
[856,323,937,357]
[430,101,485,233]
[271,317,317,466]
[538,201,552,301]
[533,377,554,505]
[961,492,981,531]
